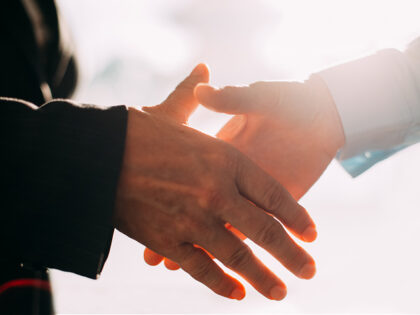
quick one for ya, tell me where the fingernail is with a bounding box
[302,226,317,242]
[299,263,316,279]
[230,288,245,300]
[270,285,287,301]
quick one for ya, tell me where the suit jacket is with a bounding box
[0,0,127,279]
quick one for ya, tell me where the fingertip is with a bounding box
[293,205,317,242]
[144,248,164,266]
[229,287,246,300]
[191,63,210,83]
[164,258,181,270]
[229,278,246,300]
[298,262,316,280]
[270,285,287,301]
[302,226,317,242]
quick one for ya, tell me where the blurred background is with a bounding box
[53,0,420,313]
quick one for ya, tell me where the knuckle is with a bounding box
[174,214,207,240]
[189,260,221,288]
[207,189,225,207]
[198,223,218,244]
[224,147,244,177]
[226,245,253,270]
[190,221,214,243]
[227,148,241,170]
[224,142,239,158]
[206,271,224,289]
[174,244,196,262]
[201,189,227,210]
[282,245,303,269]
[254,221,279,246]
[263,185,286,211]
[217,141,237,163]
[152,230,180,251]
[290,207,307,229]
[172,212,193,232]
[207,142,239,178]
[161,246,183,262]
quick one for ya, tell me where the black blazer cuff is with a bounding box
[1,98,128,279]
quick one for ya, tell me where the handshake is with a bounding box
[113,63,345,301]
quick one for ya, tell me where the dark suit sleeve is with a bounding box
[0,97,128,279]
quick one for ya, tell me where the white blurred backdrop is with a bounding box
[53,0,420,313]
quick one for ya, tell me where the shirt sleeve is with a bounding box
[316,36,420,177]
[0,98,127,279]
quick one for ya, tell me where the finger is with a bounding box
[169,243,246,300]
[143,63,210,124]
[164,258,180,270]
[150,245,216,271]
[196,226,287,301]
[225,222,246,240]
[235,156,317,243]
[195,81,281,115]
[193,244,215,259]
[216,115,248,142]
[144,248,164,266]
[224,197,316,280]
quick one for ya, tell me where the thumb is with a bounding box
[195,81,282,115]
[143,63,209,124]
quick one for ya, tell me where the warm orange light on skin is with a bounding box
[143,223,246,269]
[58,1,420,311]
[140,63,318,300]
[144,247,247,300]
[142,63,249,276]
[141,64,249,300]
[144,248,164,266]
[164,258,180,270]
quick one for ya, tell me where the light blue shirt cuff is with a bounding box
[338,145,408,177]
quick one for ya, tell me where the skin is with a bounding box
[144,73,346,297]
[196,75,345,200]
[114,64,317,301]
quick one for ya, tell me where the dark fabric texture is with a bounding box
[0,261,54,315]
[0,0,129,280]
[0,98,127,278]
[0,0,78,105]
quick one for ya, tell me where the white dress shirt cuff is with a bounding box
[317,48,420,161]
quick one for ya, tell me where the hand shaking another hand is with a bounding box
[121,65,321,301]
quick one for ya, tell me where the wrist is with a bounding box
[113,107,144,229]
[307,74,345,156]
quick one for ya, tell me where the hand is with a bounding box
[114,65,317,301]
[195,75,345,200]
[142,65,245,271]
